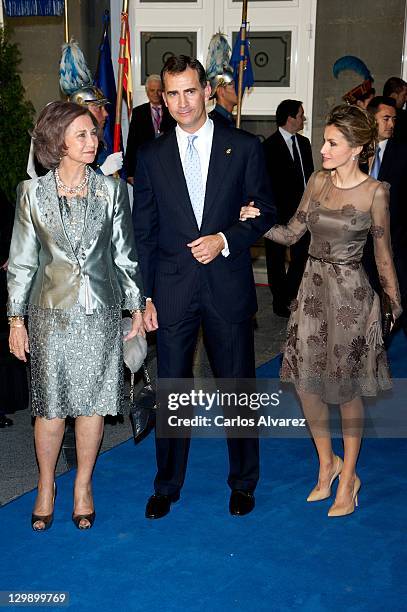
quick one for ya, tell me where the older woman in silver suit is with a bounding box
[8,101,145,530]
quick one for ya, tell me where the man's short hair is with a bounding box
[383,77,407,97]
[145,74,162,89]
[275,99,303,127]
[161,55,207,90]
[367,96,396,114]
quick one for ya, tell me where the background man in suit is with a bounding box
[133,55,275,520]
[383,77,407,142]
[262,100,314,317]
[363,96,407,330]
[125,74,176,183]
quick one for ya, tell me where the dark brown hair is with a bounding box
[325,104,377,163]
[383,76,407,97]
[32,101,99,169]
[160,55,207,90]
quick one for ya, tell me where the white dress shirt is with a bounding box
[176,116,229,256]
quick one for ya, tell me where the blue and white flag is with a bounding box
[230,26,254,94]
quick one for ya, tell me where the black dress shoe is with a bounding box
[0,415,13,428]
[145,493,180,519]
[229,490,255,516]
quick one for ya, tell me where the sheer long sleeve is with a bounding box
[370,182,402,318]
[264,171,317,245]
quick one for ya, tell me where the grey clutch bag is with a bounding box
[122,317,148,374]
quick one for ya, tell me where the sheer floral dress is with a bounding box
[265,170,402,404]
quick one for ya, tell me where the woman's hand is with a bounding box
[124,313,146,341]
[9,326,29,362]
[239,201,261,221]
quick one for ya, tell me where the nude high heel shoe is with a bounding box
[306,455,343,502]
[328,475,361,517]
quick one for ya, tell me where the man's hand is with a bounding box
[143,300,159,332]
[187,234,224,264]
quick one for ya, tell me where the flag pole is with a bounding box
[64,0,69,43]
[236,0,248,129]
[114,0,129,152]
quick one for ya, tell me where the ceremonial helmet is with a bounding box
[208,66,235,99]
[69,85,109,107]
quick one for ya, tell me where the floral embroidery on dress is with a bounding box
[342,204,356,216]
[354,286,368,301]
[303,295,323,318]
[308,210,320,224]
[286,323,299,349]
[336,305,359,329]
[319,321,328,344]
[347,336,369,363]
[306,334,321,346]
[312,273,323,286]
[329,367,343,382]
[315,241,331,258]
[370,225,385,239]
[289,299,299,312]
[296,210,307,223]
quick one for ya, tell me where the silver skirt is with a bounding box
[28,304,124,419]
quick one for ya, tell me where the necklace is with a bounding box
[55,166,90,195]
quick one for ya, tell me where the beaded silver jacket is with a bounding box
[7,168,144,315]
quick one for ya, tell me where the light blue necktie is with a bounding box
[370,145,381,179]
[184,135,204,228]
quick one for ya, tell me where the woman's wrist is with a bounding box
[8,316,25,328]
[129,308,145,318]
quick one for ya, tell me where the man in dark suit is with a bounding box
[124,74,176,183]
[263,100,314,317]
[133,55,275,519]
[363,96,407,328]
[383,77,407,142]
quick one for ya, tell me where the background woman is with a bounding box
[8,101,144,530]
[241,105,401,517]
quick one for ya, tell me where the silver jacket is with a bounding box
[7,169,144,315]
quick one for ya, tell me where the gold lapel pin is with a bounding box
[225,148,232,155]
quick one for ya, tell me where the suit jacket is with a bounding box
[263,130,314,223]
[7,169,143,315]
[362,138,407,294]
[124,102,176,177]
[132,121,276,325]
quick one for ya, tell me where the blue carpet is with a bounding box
[1,333,407,611]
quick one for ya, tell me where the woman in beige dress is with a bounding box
[240,105,401,517]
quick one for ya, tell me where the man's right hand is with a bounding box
[143,300,159,332]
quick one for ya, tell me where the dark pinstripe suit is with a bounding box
[133,120,275,496]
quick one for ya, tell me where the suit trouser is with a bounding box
[265,233,310,309]
[155,274,258,497]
